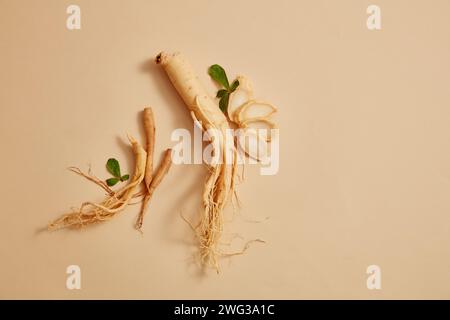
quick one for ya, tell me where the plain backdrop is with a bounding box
[1,0,450,299]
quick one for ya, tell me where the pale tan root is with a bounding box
[143,107,155,189]
[221,239,266,258]
[48,136,147,230]
[134,107,172,231]
[134,107,155,231]
[68,166,114,196]
[180,211,265,265]
[135,148,172,230]
[157,52,239,271]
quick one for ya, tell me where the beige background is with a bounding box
[1,0,450,299]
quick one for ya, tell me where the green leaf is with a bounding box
[106,177,120,186]
[216,89,228,98]
[219,93,230,113]
[230,79,239,92]
[208,64,230,89]
[120,174,130,182]
[106,158,121,178]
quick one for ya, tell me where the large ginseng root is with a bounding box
[48,135,147,230]
[157,52,238,271]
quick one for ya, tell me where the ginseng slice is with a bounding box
[237,100,277,123]
[237,128,269,162]
[228,76,254,121]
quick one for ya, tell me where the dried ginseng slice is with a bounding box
[228,76,254,122]
[235,100,277,123]
[236,128,270,162]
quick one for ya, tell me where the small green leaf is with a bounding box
[216,89,228,98]
[219,93,230,113]
[208,64,230,89]
[121,174,130,182]
[106,158,121,178]
[230,79,239,92]
[106,177,120,186]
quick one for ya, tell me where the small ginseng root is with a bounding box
[135,107,172,231]
[48,107,172,231]
[135,148,172,230]
[67,166,115,196]
[48,135,147,230]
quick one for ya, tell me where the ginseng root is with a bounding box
[157,51,238,271]
[135,148,172,230]
[48,135,147,230]
[143,107,155,188]
[134,107,172,231]
[67,166,115,196]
